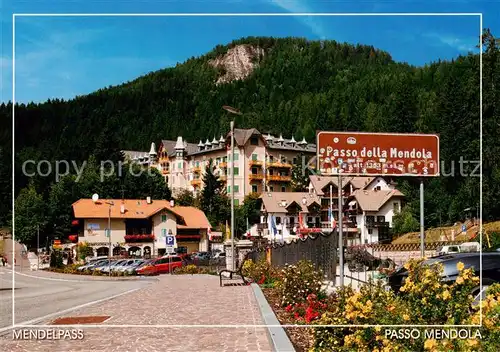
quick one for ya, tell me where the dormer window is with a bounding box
[250,136,259,145]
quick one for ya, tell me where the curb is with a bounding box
[251,283,295,352]
[8,270,159,282]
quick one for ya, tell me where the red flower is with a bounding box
[257,275,266,285]
[285,305,293,312]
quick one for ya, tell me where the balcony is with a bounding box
[192,166,202,173]
[266,161,292,169]
[366,221,389,228]
[124,234,155,242]
[249,160,263,167]
[219,162,228,168]
[267,174,292,182]
[219,175,227,182]
[249,174,264,181]
[162,169,170,175]
[191,179,202,186]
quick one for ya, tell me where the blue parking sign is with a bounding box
[166,235,175,246]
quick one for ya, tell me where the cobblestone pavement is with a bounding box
[0,275,273,352]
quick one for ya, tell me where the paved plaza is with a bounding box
[0,274,273,352]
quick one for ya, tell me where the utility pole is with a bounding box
[230,120,235,271]
[420,180,425,258]
[338,173,344,287]
[37,225,40,270]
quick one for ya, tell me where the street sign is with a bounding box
[316,131,439,177]
[166,235,175,254]
[166,235,175,246]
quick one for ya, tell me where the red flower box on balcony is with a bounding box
[68,235,78,242]
[71,220,79,226]
[124,234,154,242]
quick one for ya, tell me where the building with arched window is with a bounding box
[71,198,211,257]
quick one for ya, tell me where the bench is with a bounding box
[219,252,253,287]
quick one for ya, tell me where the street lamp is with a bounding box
[104,200,114,277]
[223,105,239,271]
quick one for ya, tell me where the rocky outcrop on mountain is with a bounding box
[209,44,265,85]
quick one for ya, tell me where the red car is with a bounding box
[136,256,183,275]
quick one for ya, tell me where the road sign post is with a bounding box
[316,131,440,270]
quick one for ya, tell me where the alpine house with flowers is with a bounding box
[71,198,211,257]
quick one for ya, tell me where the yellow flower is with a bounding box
[424,339,438,350]
[375,325,382,332]
[421,297,427,304]
[442,290,451,300]
[467,339,479,347]
[456,277,464,285]
[403,314,410,321]
[456,262,465,271]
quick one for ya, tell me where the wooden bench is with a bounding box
[219,252,253,287]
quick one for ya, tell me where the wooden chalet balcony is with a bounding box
[266,161,292,169]
[191,179,202,186]
[249,173,264,181]
[366,221,388,228]
[219,175,227,182]
[219,162,228,168]
[249,160,263,166]
[192,166,202,173]
[161,169,170,175]
[267,174,291,182]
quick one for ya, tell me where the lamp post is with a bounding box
[223,105,241,271]
[105,201,114,276]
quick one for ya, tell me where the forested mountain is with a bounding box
[0,31,499,232]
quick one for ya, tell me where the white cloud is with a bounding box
[423,32,478,53]
[269,0,328,39]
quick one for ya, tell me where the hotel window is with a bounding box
[233,167,239,176]
[227,186,231,193]
[250,137,259,145]
[252,153,258,161]
[292,157,297,165]
[270,186,274,192]
[377,216,385,223]
[368,228,373,235]
[275,217,281,224]
[196,161,200,167]
[178,162,182,170]
[234,199,239,206]
[252,167,258,174]
[269,155,274,162]
[393,202,400,213]
[233,153,239,161]
[281,186,286,192]
[252,185,258,193]
[234,185,239,193]
[161,215,167,222]
[161,229,167,236]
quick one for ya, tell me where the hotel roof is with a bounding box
[72,199,211,229]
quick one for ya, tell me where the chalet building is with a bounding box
[258,176,404,244]
[123,128,317,205]
[71,198,211,257]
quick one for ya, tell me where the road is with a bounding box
[0,267,153,332]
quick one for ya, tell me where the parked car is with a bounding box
[436,245,461,256]
[387,252,500,304]
[91,259,113,272]
[77,259,107,271]
[136,256,183,275]
[100,259,128,274]
[120,259,146,274]
[114,259,142,272]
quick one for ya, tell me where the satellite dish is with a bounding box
[92,194,99,203]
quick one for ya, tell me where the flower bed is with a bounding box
[256,258,500,352]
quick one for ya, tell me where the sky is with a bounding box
[0,0,498,104]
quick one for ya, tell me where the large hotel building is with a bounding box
[123,128,317,205]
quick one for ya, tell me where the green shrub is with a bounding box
[49,250,64,268]
[280,260,324,307]
[175,264,201,275]
[242,258,279,285]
